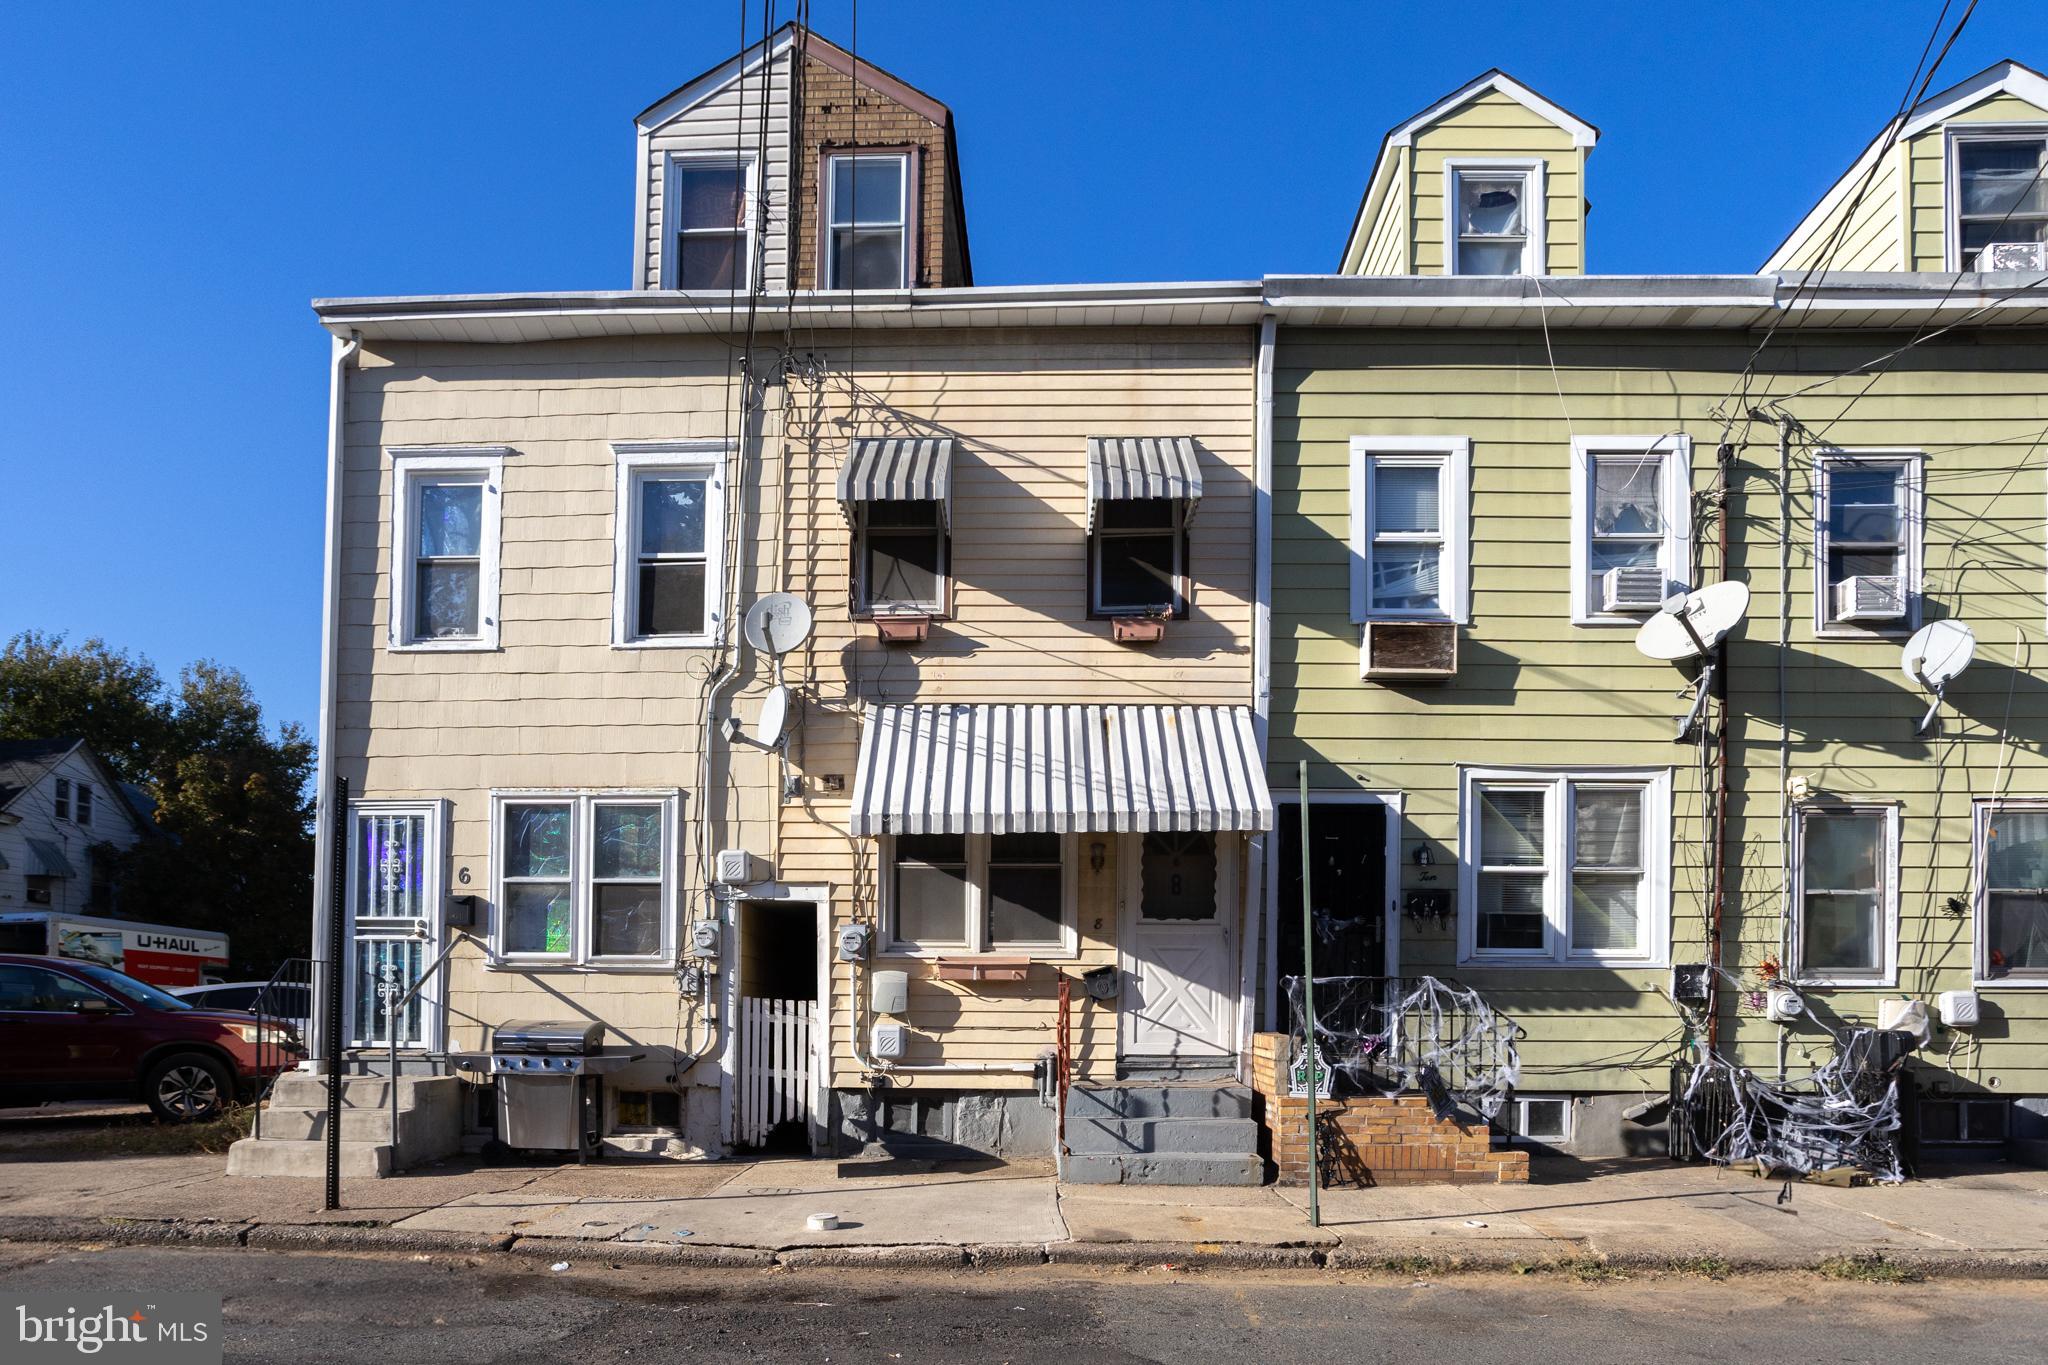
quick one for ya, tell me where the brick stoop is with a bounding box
[1250,1033,1529,1187]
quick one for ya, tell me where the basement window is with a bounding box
[614,1089,683,1132]
[1510,1095,1571,1145]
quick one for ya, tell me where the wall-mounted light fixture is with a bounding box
[1089,841,1106,874]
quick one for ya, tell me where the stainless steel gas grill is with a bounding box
[451,1020,643,1161]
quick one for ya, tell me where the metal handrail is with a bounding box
[249,957,316,1141]
[385,931,465,1160]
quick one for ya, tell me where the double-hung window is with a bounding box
[1459,768,1671,966]
[1570,436,1693,623]
[1791,805,1897,986]
[885,832,1071,955]
[1443,160,1544,276]
[1813,450,1922,634]
[389,447,510,651]
[825,151,910,289]
[493,791,678,967]
[661,153,752,291]
[75,782,92,827]
[856,500,948,615]
[1349,437,1471,624]
[1976,801,2048,984]
[53,778,70,821]
[1950,131,2048,270]
[612,442,726,646]
[1091,499,1185,616]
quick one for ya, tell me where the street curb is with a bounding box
[508,1237,776,1269]
[1047,1240,1325,1270]
[244,1224,514,1255]
[0,1216,249,1248]
[779,1244,968,1270]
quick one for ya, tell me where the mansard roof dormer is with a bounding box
[1764,59,2048,273]
[633,22,971,293]
[1339,69,1598,277]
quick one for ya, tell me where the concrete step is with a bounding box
[1061,1152,1265,1186]
[266,1072,457,1112]
[254,1106,453,1144]
[1065,1083,1254,1122]
[226,1136,392,1179]
[1065,1116,1259,1157]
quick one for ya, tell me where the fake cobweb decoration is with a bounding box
[1681,1029,1906,1184]
[1285,975,1523,1123]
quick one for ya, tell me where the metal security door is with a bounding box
[343,805,443,1050]
[737,997,815,1146]
[1119,832,1236,1060]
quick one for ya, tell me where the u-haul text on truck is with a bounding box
[0,912,230,987]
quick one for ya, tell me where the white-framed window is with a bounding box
[1569,436,1694,624]
[1442,159,1546,276]
[1090,499,1187,616]
[612,442,727,647]
[53,778,70,821]
[854,499,949,616]
[825,151,911,289]
[1349,437,1471,624]
[75,782,92,827]
[387,446,512,651]
[1508,1094,1572,1145]
[1946,127,2048,271]
[1813,449,1923,635]
[882,832,1075,957]
[1790,804,1898,987]
[1975,800,2048,986]
[660,152,754,291]
[1457,767,1672,967]
[490,790,680,969]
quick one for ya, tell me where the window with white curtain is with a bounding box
[1460,769,1670,966]
[1443,161,1545,275]
[1792,806,1896,985]
[612,443,727,647]
[661,153,753,290]
[1813,451,1922,634]
[1349,437,1470,625]
[1976,801,2048,984]
[1570,436,1692,623]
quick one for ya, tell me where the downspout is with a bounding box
[1250,313,1276,1040]
[1776,415,1794,1080]
[309,329,361,1066]
[1708,441,1734,1054]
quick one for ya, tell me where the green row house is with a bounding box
[1266,61,2048,1160]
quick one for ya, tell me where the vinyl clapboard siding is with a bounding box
[640,45,793,290]
[1273,324,2048,1095]
[1773,143,1908,273]
[1354,147,1411,275]
[1408,91,1584,276]
[1906,90,2048,271]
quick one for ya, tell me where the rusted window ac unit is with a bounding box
[1361,620,1457,681]
[1983,241,2048,271]
[1600,566,1667,613]
[1835,575,1905,623]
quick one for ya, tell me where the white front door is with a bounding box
[1118,831,1237,1060]
[342,802,446,1050]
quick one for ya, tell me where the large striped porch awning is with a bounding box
[851,703,1273,837]
[837,437,955,526]
[1086,436,1203,532]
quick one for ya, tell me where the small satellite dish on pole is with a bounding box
[751,684,791,748]
[1635,582,1751,741]
[1902,619,1975,736]
[743,593,814,658]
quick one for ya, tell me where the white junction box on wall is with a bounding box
[872,1024,908,1059]
[1937,990,1980,1028]
[870,969,910,1016]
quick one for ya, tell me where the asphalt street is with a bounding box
[4,1242,2047,1364]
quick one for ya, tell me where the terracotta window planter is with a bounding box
[873,614,931,645]
[932,956,1032,983]
[1112,615,1168,644]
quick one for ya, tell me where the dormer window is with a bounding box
[1952,133,2048,269]
[661,154,753,290]
[826,152,910,289]
[1444,161,1545,275]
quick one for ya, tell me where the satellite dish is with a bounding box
[743,593,814,656]
[1903,619,1975,690]
[750,684,791,748]
[1633,582,1752,662]
[1903,619,1975,736]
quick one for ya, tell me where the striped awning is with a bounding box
[25,838,74,879]
[837,437,955,526]
[1086,437,1203,532]
[851,703,1273,837]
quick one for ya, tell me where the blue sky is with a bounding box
[1,1,2036,736]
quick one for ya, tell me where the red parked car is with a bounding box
[0,953,301,1122]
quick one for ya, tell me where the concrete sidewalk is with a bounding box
[2,1139,2046,1273]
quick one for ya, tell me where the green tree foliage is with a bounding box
[0,633,313,974]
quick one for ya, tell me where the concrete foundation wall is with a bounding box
[829,1087,1055,1159]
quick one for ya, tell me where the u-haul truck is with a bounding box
[0,912,230,988]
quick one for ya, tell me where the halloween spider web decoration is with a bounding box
[1680,1028,1906,1183]
[1286,975,1523,1122]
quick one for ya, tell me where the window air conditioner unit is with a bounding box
[1834,575,1905,623]
[1600,566,1668,613]
[1983,241,2048,271]
[1361,620,1457,681]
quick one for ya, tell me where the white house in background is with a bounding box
[0,739,155,915]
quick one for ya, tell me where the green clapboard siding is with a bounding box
[1272,324,2048,1097]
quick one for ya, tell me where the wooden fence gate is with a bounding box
[738,997,815,1147]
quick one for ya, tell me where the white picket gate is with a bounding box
[738,997,816,1147]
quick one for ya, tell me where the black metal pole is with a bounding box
[323,775,348,1211]
[1298,761,1319,1227]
